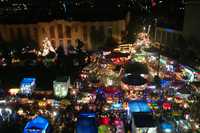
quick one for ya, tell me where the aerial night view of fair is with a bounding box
[0,0,200,133]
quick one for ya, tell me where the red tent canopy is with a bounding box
[104,87,120,94]
[100,117,110,125]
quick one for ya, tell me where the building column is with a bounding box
[154,28,157,41]
[160,30,163,44]
[170,33,173,43]
[55,23,59,48]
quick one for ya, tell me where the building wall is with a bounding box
[183,0,200,43]
[0,19,126,50]
[154,27,182,46]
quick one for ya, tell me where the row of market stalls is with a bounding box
[5,31,200,133]
[74,32,200,133]
[8,76,71,98]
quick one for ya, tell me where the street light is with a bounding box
[143,26,146,31]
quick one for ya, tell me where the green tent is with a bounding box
[98,125,111,133]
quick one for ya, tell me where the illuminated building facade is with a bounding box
[0,19,126,50]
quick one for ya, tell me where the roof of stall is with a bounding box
[160,122,175,132]
[124,62,149,75]
[133,113,156,127]
[24,115,49,133]
[122,74,147,86]
[106,52,130,58]
[77,112,98,133]
[128,100,151,113]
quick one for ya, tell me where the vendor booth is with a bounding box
[131,113,157,133]
[20,77,36,96]
[53,76,70,98]
[76,112,98,133]
[160,122,175,133]
[24,115,50,133]
[127,100,152,121]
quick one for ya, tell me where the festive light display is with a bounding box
[20,78,36,95]
[40,37,56,57]
[53,77,70,98]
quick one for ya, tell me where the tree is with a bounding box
[13,39,27,52]
[76,39,84,50]
[90,26,106,49]
[27,40,37,50]
[124,62,149,75]
[103,37,119,50]
[190,94,200,123]
[97,26,106,44]
[90,26,98,49]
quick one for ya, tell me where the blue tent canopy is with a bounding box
[96,88,104,94]
[20,77,36,95]
[79,112,96,118]
[160,79,171,88]
[21,78,36,85]
[160,122,174,133]
[20,77,36,89]
[76,112,98,133]
[24,115,49,133]
[128,100,151,113]
[111,102,122,110]
[76,113,98,133]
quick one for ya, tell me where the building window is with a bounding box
[172,33,176,42]
[99,25,105,32]
[65,26,71,38]
[83,26,87,41]
[99,25,105,42]
[67,40,71,45]
[50,26,55,38]
[0,32,2,41]
[17,27,23,39]
[107,27,112,38]
[91,25,96,32]
[9,28,15,40]
[57,24,63,38]
[33,27,38,41]
[75,39,79,45]
[42,28,46,35]
[156,30,161,42]
[163,32,167,44]
[25,27,31,40]
[59,39,64,46]
[74,25,78,32]
[51,40,56,48]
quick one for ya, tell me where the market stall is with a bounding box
[24,115,50,133]
[53,76,70,98]
[20,77,36,96]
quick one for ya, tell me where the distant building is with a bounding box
[0,19,126,50]
[183,0,200,43]
[154,27,182,46]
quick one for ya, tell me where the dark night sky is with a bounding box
[0,0,184,29]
